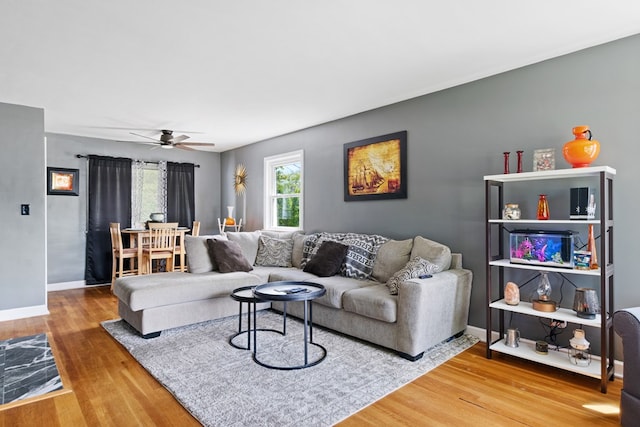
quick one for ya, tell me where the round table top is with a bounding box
[230,285,260,302]
[253,281,325,302]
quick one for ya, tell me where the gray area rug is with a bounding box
[102,311,478,427]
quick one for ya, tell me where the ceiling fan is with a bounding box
[129,129,215,151]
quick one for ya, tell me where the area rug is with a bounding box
[102,311,478,427]
[0,333,63,405]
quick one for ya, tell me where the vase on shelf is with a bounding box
[536,194,550,220]
[563,125,600,168]
[516,150,523,173]
[225,206,236,226]
[587,224,599,269]
[503,152,510,174]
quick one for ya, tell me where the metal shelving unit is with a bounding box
[484,166,615,393]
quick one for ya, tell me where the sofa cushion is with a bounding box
[207,239,253,273]
[410,236,452,271]
[300,275,377,309]
[386,256,441,295]
[371,238,413,283]
[343,284,397,323]
[255,235,294,267]
[291,233,306,269]
[303,241,349,277]
[225,231,261,264]
[184,234,228,273]
[114,271,262,311]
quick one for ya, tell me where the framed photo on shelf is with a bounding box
[343,131,407,201]
[47,167,79,196]
[533,148,555,171]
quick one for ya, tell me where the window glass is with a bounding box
[264,151,303,230]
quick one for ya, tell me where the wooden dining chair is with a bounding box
[143,222,179,274]
[109,222,138,290]
[191,220,201,237]
[174,220,200,272]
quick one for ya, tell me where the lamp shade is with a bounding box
[573,288,599,319]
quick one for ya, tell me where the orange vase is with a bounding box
[563,125,600,168]
[537,194,549,220]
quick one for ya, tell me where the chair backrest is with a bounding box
[147,222,179,251]
[109,222,123,252]
[191,221,201,237]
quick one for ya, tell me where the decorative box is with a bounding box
[510,230,575,269]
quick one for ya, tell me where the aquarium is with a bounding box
[510,230,575,269]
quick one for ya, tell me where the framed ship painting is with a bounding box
[343,131,407,201]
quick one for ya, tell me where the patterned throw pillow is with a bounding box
[254,235,294,267]
[385,256,441,295]
[339,233,388,280]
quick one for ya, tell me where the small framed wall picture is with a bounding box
[533,148,555,171]
[47,167,79,196]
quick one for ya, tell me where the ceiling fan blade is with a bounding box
[175,144,196,151]
[130,132,161,142]
[172,134,190,143]
[176,142,217,152]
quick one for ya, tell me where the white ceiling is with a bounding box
[2,1,639,152]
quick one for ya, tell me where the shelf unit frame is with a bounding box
[484,166,615,393]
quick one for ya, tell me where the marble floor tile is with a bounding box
[0,333,63,405]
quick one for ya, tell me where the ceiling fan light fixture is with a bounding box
[160,144,174,150]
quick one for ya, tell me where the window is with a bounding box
[264,150,303,230]
[132,161,167,227]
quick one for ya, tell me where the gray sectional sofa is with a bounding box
[113,230,473,361]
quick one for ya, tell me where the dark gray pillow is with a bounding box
[206,239,253,273]
[303,241,349,277]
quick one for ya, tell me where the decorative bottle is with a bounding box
[516,150,524,173]
[562,125,600,168]
[225,206,236,226]
[587,224,599,269]
[537,194,549,220]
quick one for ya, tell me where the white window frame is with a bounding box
[263,150,304,231]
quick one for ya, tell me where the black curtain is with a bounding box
[85,156,132,285]
[167,162,195,227]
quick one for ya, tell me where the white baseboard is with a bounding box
[0,305,49,322]
[465,324,623,379]
[47,280,107,292]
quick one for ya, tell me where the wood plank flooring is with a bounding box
[0,286,622,426]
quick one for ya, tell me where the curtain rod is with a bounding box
[75,154,200,168]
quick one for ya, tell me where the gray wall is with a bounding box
[0,102,46,312]
[221,34,640,331]
[46,133,221,284]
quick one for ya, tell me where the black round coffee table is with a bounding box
[252,281,326,370]
[229,286,284,350]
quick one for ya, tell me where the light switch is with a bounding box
[21,204,30,215]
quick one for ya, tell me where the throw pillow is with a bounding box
[303,241,349,277]
[291,232,306,269]
[184,234,228,273]
[385,256,441,295]
[339,233,388,280]
[371,239,414,283]
[255,235,294,267]
[225,231,262,265]
[206,239,253,273]
[410,236,452,271]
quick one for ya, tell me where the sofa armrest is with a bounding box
[395,268,473,356]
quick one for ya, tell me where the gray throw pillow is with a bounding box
[255,235,293,267]
[303,241,349,277]
[385,256,441,295]
[206,239,253,273]
[185,234,228,273]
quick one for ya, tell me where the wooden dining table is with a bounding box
[121,227,190,274]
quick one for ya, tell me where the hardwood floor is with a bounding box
[0,286,622,426]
